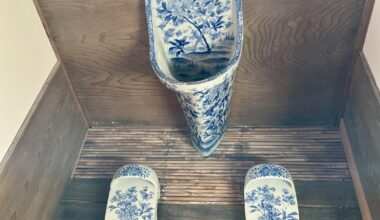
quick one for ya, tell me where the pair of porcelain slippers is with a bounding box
[105,164,299,220]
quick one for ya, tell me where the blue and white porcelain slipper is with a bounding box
[105,164,160,220]
[244,164,299,220]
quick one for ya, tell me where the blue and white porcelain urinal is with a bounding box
[145,0,243,156]
[105,164,160,220]
[244,164,299,220]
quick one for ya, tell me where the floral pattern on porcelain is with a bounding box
[155,0,235,82]
[113,164,151,179]
[145,0,243,89]
[245,185,299,220]
[177,74,234,155]
[248,164,291,181]
[145,0,243,156]
[108,186,155,220]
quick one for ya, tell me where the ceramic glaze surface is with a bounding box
[108,186,155,220]
[113,164,152,179]
[244,164,299,220]
[247,164,291,181]
[105,164,160,220]
[155,0,235,82]
[177,74,234,155]
[146,0,243,156]
[245,185,299,220]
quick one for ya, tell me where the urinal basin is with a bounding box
[244,164,299,220]
[105,164,160,220]
[145,0,243,156]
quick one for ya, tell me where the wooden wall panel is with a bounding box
[38,0,363,126]
[343,53,380,219]
[0,63,88,220]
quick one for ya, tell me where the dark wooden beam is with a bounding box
[54,178,360,220]
[340,119,373,220]
[342,53,380,219]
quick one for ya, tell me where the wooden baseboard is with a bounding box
[0,62,88,220]
[340,120,372,220]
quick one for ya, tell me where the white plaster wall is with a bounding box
[364,0,380,85]
[0,1,57,163]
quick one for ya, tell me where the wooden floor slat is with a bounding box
[54,179,360,220]
[74,126,352,205]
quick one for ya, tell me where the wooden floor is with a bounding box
[55,126,361,219]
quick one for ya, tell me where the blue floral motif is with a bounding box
[248,164,291,181]
[145,0,243,87]
[114,164,151,179]
[145,0,243,156]
[245,185,299,220]
[156,0,232,54]
[108,186,155,220]
[155,0,236,81]
[177,75,234,155]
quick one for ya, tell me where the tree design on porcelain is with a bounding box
[156,0,232,54]
[146,0,243,156]
[113,164,151,179]
[108,186,155,220]
[155,0,235,82]
[245,185,299,220]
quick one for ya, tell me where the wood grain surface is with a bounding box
[341,120,372,220]
[54,203,361,220]
[54,179,360,220]
[73,126,352,205]
[338,0,376,122]
[343,53,380,219]
[37,0,364,126]
[0,63,88,220]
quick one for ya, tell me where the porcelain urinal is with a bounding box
[145,0,243,156]
[244,164,299,220]
[105,164,160,220]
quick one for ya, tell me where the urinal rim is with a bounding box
[145,0,244,90]
[111,164,160,192]
[244,164,295,189]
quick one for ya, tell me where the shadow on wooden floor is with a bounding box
[54,179,361,220]
[54,127,361,219]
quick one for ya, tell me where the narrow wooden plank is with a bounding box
[59,179,358,209]
[342,53,380,219]
[340,120,372,220]
[0,63,88,220]
[54,203,106,220]
[295,181,358,209]
[160,206,361,220]
[300,207,361,220]
[60,179,111,203]
[54,203,361,220]
[158,204,245,220]
[54,201,361,220]
[56,178,361,218]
